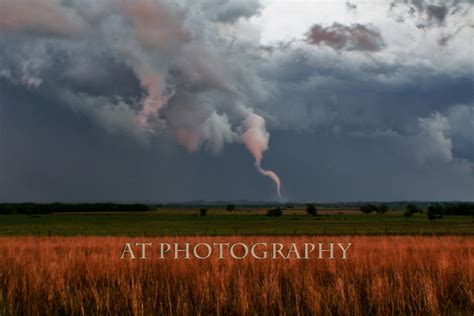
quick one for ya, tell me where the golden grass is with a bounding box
[0,236,472,315]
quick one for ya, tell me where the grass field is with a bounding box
[0,208,472,236]
[0,236,472,315]
[1,208,472,315]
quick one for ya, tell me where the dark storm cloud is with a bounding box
[0,0,269,151]
[2,75,472,203]
[57,56,142,100]
[253,39,474,189]
[425,4,448,23]
[268,130,474,202]
[391,1,448,24]
[0,0,473,201]
[258,48,473,134]
[0,77,279,202]
[389,0,471,28]
[305,23,385,52]
[0,0,285,199]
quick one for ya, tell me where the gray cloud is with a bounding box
[199,0,262,23]
[426,4,448,23]
[0,0,86,37]
[305,23,385,52]
[251,34,474,185]
[0,0,473,201]
[389,0,471,29]
[0,0,263,148]
[0,0,285,197]
[346,2,358,12]
[414,112,453,163]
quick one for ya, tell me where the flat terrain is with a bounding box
[0,208,472,236]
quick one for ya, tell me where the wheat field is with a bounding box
[0,236,472,315]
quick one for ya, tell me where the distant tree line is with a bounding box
[265,204,319,218]
[0,203,150,215]
[360,202,473,218]
[359,204,389,215]
[405,203,473,219]
[426,203,473,216]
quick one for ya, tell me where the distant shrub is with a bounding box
[266,207,283,217]
[360,204,378,214]
[226,204,235,212]
[199,208,208,216]
[403,204,419,217]
[407,204,420,214]
[306,204,318,216]
[376,204,389,215]
[427,205,444,221]
[442,203,474,216]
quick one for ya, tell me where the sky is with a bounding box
[0,0,473,202]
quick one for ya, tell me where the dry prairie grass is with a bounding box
[0,236,472,315]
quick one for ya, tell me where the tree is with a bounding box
[439,203,474,216]
[377,204,389,215]
[427,205,443,221]
[266,207,283,217]
[404,204,419,217]
[199,208,208,216]
[406,204,420,214]
[306,203,318,216]
[360,204,377,214]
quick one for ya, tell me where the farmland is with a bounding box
[0,206,472,315]
[0,207,472,236]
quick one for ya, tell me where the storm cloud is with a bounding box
[305,23,385,51]
[0,0,473,201]
[389,0,471,29]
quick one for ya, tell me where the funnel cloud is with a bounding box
[240,111,281,198]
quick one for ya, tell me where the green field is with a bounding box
[0,208,472,236]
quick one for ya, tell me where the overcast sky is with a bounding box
[0,0,473,202]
